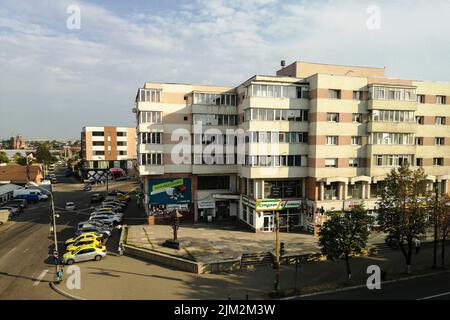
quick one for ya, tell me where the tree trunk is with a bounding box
[345,254,352,282]
[405,239,413,274]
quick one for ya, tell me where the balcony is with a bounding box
[367,121,417,133]
[192,164,238,175]
[238,166,308,179]
[367,99,417,111]
[138,165,164,175]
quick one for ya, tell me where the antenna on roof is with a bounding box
[281,60,285,67]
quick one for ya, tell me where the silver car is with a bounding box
[63,245,107,265]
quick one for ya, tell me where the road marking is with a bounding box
[417,291,450,300]
[33,269,49,286]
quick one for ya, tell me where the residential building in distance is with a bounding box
[9,134,27,150]
[80,126,137,180]
[0,163,44,185]
[134,61,450,233]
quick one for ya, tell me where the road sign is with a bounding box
[53,250,58,259]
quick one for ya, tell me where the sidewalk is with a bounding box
[125,223,435,263]
[51,243,450,300]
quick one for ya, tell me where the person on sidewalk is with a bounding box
[415,238,421,254]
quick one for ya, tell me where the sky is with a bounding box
[1,0,450,139]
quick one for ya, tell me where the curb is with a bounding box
[281,269,450,300]
[49,282,86,300]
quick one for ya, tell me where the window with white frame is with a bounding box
[435,117,445,125]
[352,91,363,100]
[373,154,413,167]
[326,136,338,145]
[436,96,446,105]
[435,137,444,146]
[329,89,341,99]
[140,111,162,124]
[193,93,237,106]
[141,132,162,144]
[351,136,362,145]
[140,153,162,165]
[433,158,444,166]
[327,113,339,122]
[352,113,362,123]
[349,158,359,167]
[139,89,161,102]
[325,158,337,168]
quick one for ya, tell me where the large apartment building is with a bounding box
[80,126,137,180]
[134,61,450,233]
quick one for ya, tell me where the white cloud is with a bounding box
[0,0,450,138]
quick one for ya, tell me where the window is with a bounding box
[372,110,415,123]
[436,96,446,105]
[371,86,416,101]
[92,131,104,136]
[325,158,337,168]
[352,113,362,123]
[433,158,444,166]
[117,141,126,146]
[117,132,126,137]
[416,116,424,125]
[351,136,361,145]
[352,91,363,100]
[416,158,423,167]
[141,132,162,144]
[92,141,104,146]
[117,151,127,156]
[326,136,338,145]
[329,89,341,99]
[140,111,162,124]
[264,180,303,198]
[327,113,339,122]
[435,117,445,125]
[324,182,339,200]
[140,153,162,165]
[139,89,161,102]
[374,155,414,167]
[198,176,230,190]
[417,95,425,104]
[349,158,359,167]
[93,151,104,156]
[415,137,423,145]
[435,137,444,146]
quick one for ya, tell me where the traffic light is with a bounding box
[280,241,285,256]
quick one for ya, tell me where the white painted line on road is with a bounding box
[33,269,49,286]
[6,247,16,255]
[417,291,450,300]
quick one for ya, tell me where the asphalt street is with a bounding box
[301,271,450,300]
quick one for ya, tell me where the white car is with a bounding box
[89,214,121,225]
[65,202,76,211]
[91,210,123,219]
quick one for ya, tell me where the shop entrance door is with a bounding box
[263,215,274,232]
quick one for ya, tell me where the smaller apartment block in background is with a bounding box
[80,126,137,181]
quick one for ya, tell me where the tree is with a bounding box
[12,152,28,165]
[35,142,55,164]
[377,163,430,274]
[433,194,450,269]
[319,205,372,282]
[0,151,9,163]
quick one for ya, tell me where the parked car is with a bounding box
[91,193,105,203]
[96,204,122,212]
[7,199,27,209]
[91,211,123,221]
[77,220,113,231]
[66,238,103,252]
[3,203,23,213]
[63,244,107,265]
[75,226,111,238]
[89,214,121,225]
[102,199,126,208]
[83,184,92,191]
[0,206,20,216]
[65,232,104,246]
[65,202,76,211]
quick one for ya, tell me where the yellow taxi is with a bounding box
[66,238,103,252]
[65,232,103,246]
[63,243,107,265]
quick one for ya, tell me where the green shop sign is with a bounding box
[255,199,302,212]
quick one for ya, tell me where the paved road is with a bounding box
[301,271,450,300]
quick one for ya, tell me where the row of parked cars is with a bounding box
[0,198,28,219]
[61,190,130,265]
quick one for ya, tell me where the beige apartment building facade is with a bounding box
[81,126,137,180]
[135,61,450,232]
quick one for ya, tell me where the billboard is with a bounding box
[148,178,192,205]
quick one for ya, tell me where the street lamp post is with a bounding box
[433,186,439,269]
[274,210,280,293]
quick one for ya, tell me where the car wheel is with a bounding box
[66,259,74,265]
[94,255,102,261]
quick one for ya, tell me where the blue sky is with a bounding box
[1,0,450,139]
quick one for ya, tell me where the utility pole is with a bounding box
[433,186,439,269]
[274,211,280,293]
[50,185,60,282]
